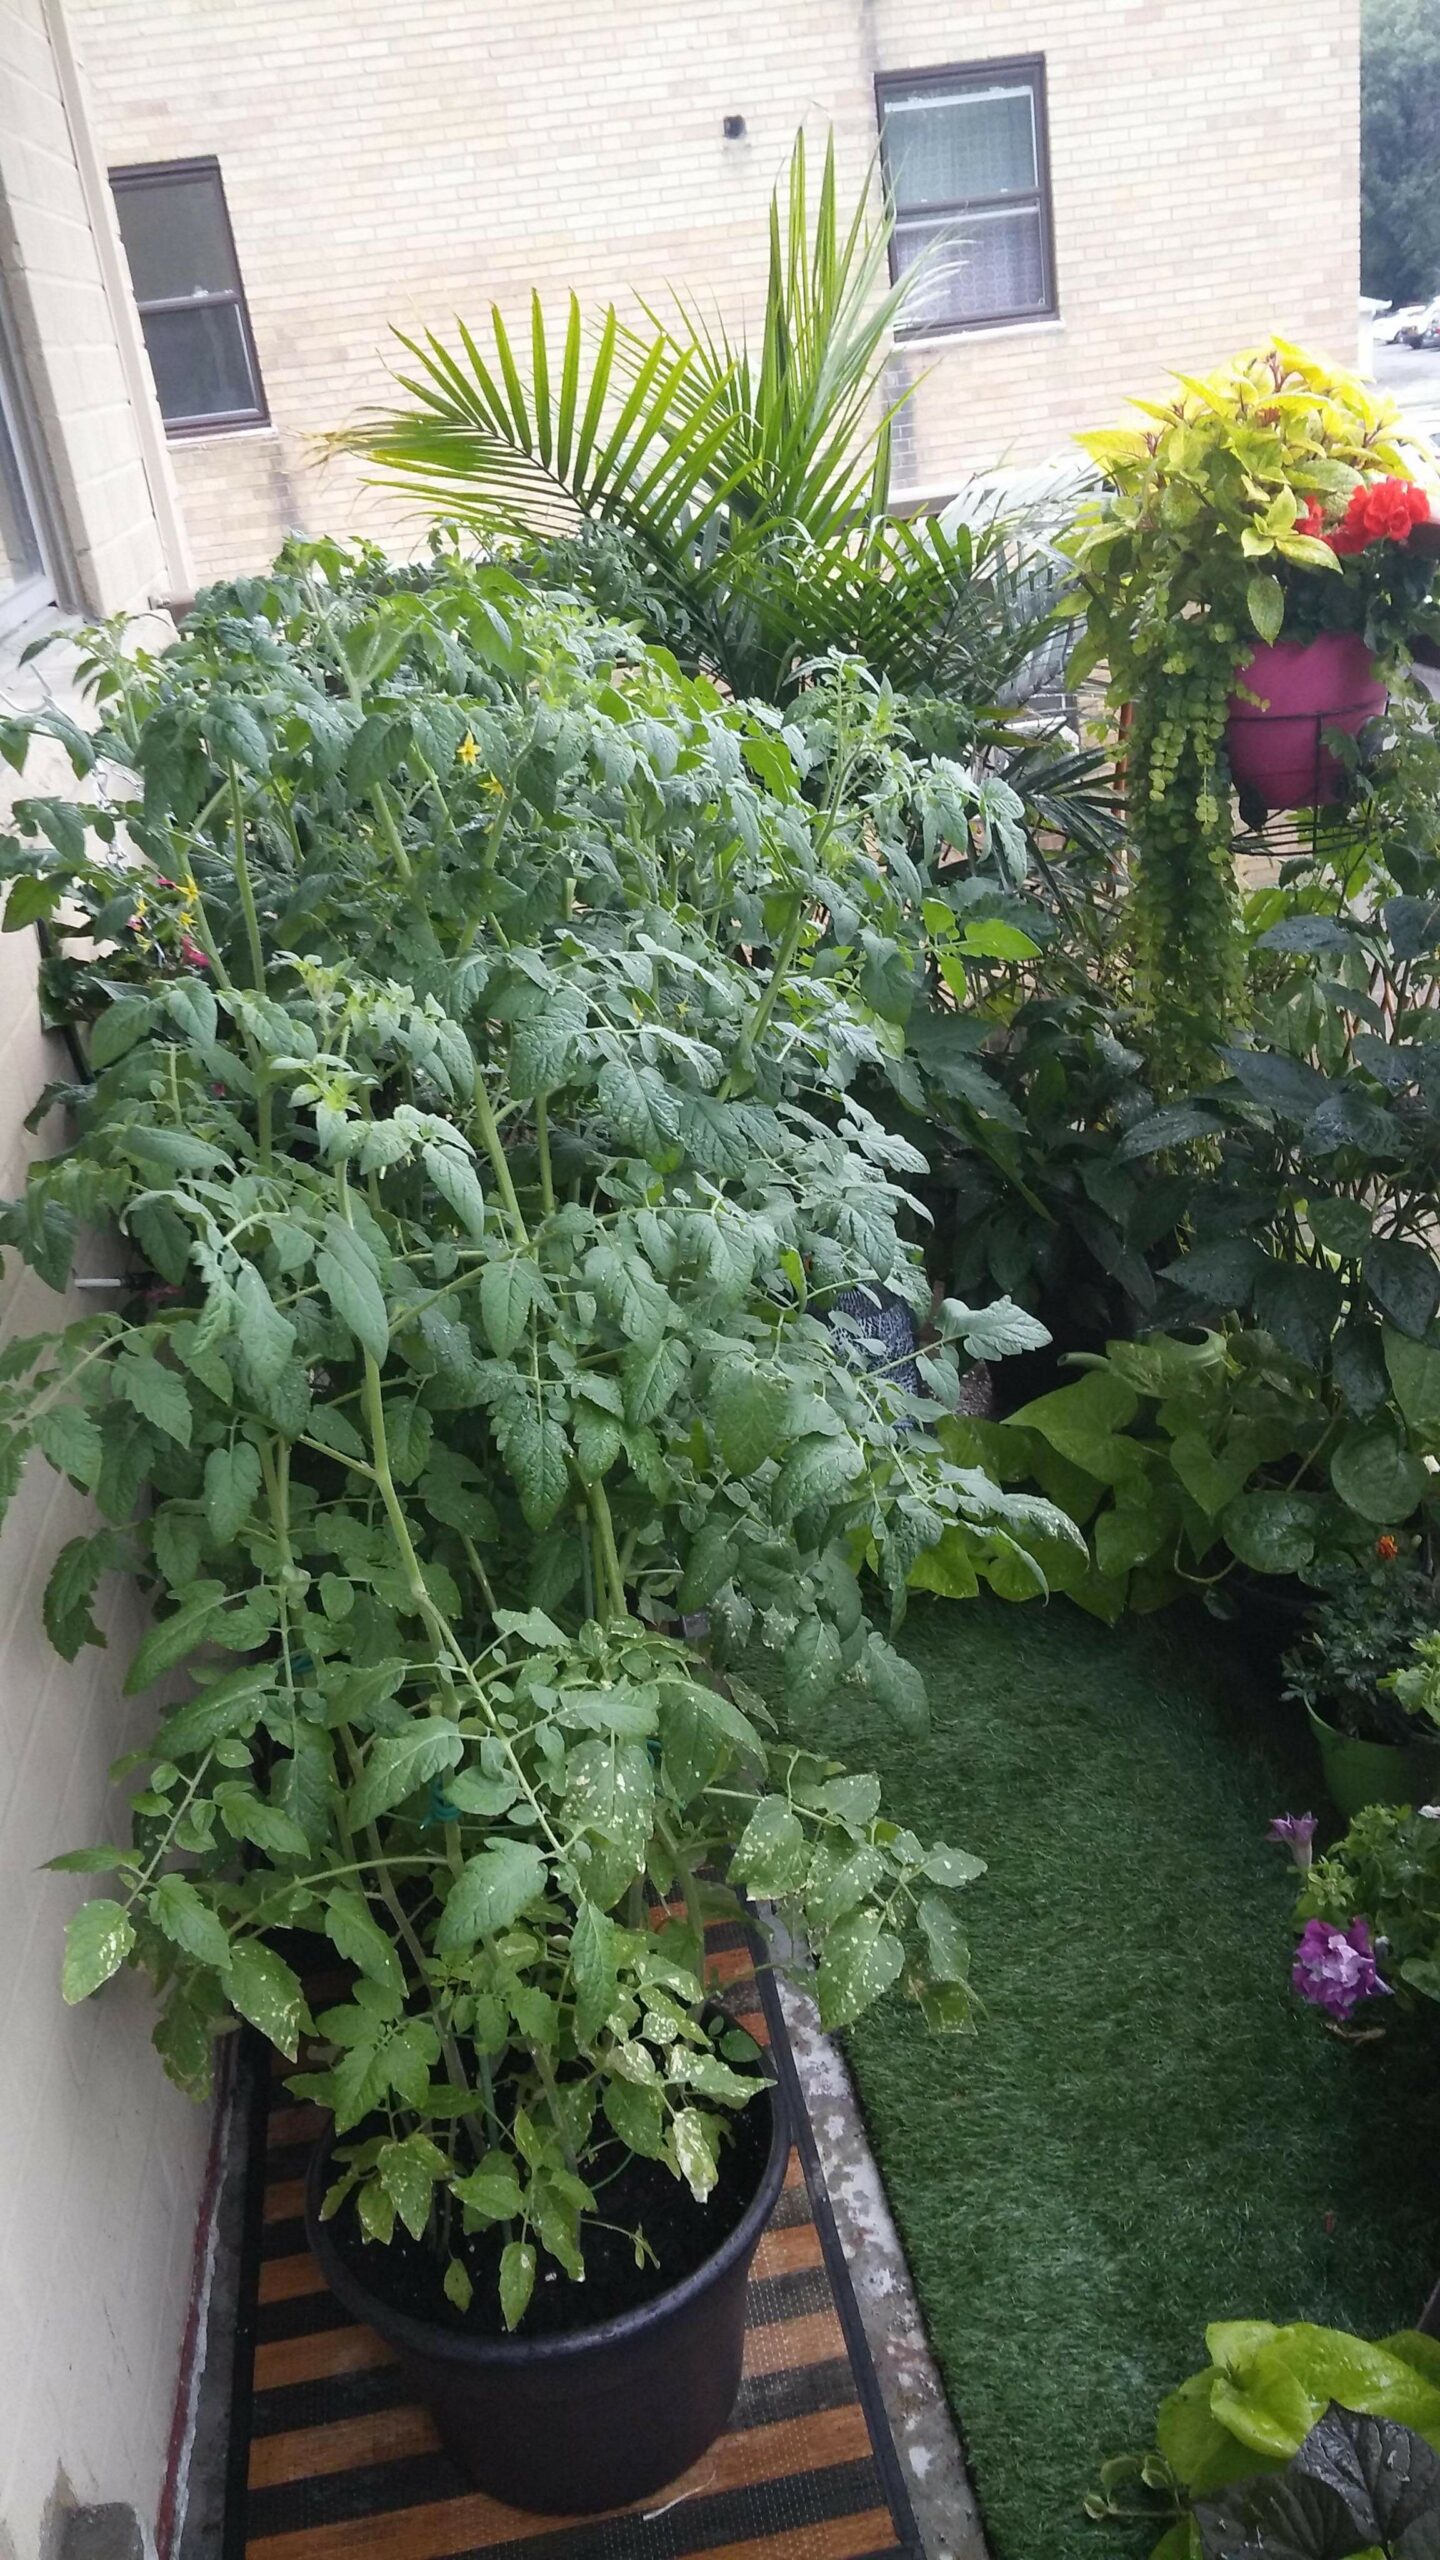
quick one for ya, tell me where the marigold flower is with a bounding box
[1376,1533,1400,1562]
[1292,1917,1390,2020]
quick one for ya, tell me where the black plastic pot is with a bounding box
[303,2075,790,2514]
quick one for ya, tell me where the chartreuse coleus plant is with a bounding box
[1065,342,1435,1090]
[0,546,1076,2322]
[1086,2318,1440,2558]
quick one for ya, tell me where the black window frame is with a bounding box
[109,155,269,437]
[875,56,1059,338]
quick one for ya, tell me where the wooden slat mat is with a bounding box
[227,1923,921,2560]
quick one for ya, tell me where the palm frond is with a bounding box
[340,131,1056,708]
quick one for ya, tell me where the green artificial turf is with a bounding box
[799,1594,1440,2560]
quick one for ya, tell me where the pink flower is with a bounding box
[1267,1812,1318,1871]
[1292,1917,1390,2020]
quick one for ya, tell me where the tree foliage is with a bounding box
[1363,0,1440,306]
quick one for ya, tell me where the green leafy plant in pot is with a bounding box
[1282,1552,1440,1819]
[1085,2316,1440,2558]
[1295,1798,1440,2015]
[1064,341,1438,1088]
[1,550,1073,2512]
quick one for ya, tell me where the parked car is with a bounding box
[1393,296,1440,348]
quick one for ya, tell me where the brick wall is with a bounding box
[0,0,185,612]
[67,0,1360,586]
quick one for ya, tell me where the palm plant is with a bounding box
[343,133,1069,711]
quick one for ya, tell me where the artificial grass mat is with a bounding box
[799,1593,1440,2560]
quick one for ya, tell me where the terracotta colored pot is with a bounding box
[1226,632,1386,812]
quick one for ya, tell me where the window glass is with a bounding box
[884,84,1038,211]
[893,207,1047,330]
[111,161,266,430]
[0,399,43,601]
[113,171,239,303]
[142,305,259,424]
[879,63,1055,333]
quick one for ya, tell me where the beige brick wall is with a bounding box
[68,0,1359,588]
[0,0,187,613]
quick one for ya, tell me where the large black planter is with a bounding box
[303,2076,790,2515]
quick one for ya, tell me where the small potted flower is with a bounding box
[1284,1799,1440,2024]
[1280,1549,1440,1819]
[1064,343,1440,1085]
[1225,468,1433,812]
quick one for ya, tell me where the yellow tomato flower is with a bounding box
[456,732,480,768]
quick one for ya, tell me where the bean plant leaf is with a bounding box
[1329,1423,1427,1526]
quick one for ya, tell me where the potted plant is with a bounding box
[1289,1798,1440,2016]
[1281,1551,1440,1819]
[1,544,1075,2512]
[1065,343,1439,1086]
[1085,2318,1440,2558]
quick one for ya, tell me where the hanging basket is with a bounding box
[1225,631,1387,814]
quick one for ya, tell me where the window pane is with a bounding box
[142,303,258,422]
[895,206,1047,327]
[885,83,1038,212]
[0,395,43,602]
[115,170,239,302]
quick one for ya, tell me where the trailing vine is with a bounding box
[1066,342,1434,1091]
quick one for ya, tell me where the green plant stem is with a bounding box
[227,763,274,1169]
[587,1477,627,1620]
[723,893,805,1093]
[369,779,414,881]
[658,1818,708,2001]
[534,1095,555,1217]
[472,1067,529,1245]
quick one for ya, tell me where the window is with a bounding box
[877,59,1056,335]
[110,158,267,433]
[0,289,54,643]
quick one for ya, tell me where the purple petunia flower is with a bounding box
[1267,1812,1319,1870]
[1292,1917,1391,2020]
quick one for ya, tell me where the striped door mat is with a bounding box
[228,1923,922,2560]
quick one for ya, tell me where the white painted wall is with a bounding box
[0,649,213,2560]
[1,6,207,2552]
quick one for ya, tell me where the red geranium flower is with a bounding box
[1327,476,1429,554]
[1295,497,1326,540]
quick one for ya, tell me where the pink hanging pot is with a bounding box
[1225,630,1387,813]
